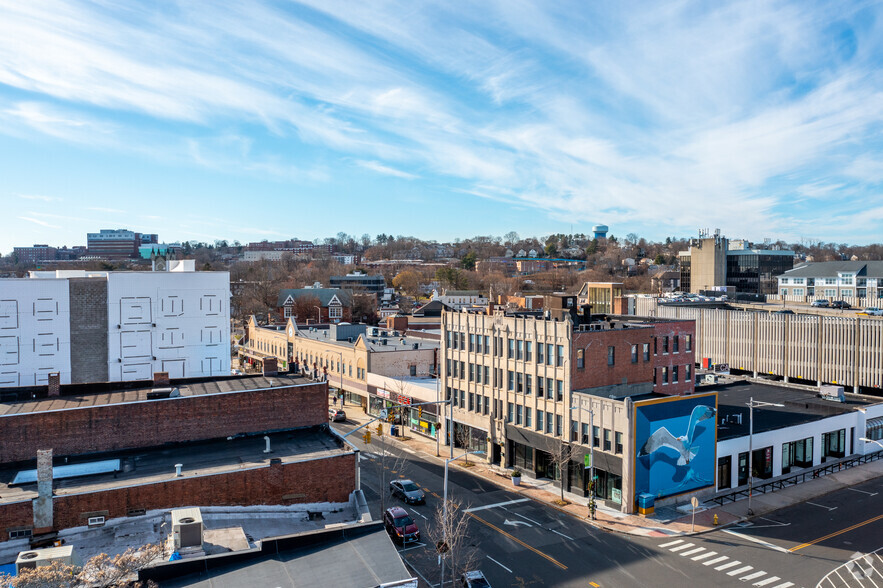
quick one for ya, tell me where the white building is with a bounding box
[0,262,230,387]
[777,261,883,300]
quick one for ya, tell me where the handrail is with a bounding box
[705,448,883,506]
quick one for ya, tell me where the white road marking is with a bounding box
[727,565,753,576]
[806,501,837,511]
[704,555,729,566]
[722,529,792,554]
[680,547,705,557]
[658,539,684,548]
[551,528,574,540]
[464,498,530,513]
[503,519,531,528]
[486,555,513,573]
[411,509,428,520]
[669,543,695,552]
[692,551,717,561]
[770,582,794,588]
[505,508,543,526]
[715,560,742,571]
[847,487,879,496]
[753,576,780,586]
[740,570,766,581]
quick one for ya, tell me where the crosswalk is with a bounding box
[657,538,795,587]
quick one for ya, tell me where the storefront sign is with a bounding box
[612,488,622,504]
[398,395,412,405]
[377,389,390,399]
[584,454,592,469]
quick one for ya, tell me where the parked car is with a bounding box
[460,570,492,587]
[772,309,794,315]
[390,479,425,504]
[383,506,420,544]
[831,300,851,309]
[858,307,883,316]
[811,299,829,308]
[328,408,347,422]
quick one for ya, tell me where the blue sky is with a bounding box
[2,1,883,254]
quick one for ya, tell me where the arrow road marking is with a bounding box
[504,519,531,527]
[465,498,530,513]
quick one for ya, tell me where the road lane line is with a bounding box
[550,529,574,540]
[806,501,837,511]
[411,509,428,520]
[467,512,568,570]
[704,556,729,566]
[753,576,780,586]
[486,556,512,573]
[789,513,883,552]
[669,543,695,552]
[464,498,531,513]
[770,582,793,588]
[715,560,741,571]
[692,551,717,561]
[590,583,600,587]
[740,570,766,581]
[680,547,705,557]
[722,529,792,554]
[506,509,542,526]
[658,539,684,548]
[847,487,878,496]
[727,565,753,576]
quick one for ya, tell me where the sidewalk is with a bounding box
[336,397,883,538]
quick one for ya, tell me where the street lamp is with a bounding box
[747,397,784,515]
[313,305,321,324]
[571,405,595,513]
[440,450,485,588]
[860,437,883,450]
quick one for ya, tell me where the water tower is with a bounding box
[592,225,609,239]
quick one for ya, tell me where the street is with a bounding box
[334,420,883,587]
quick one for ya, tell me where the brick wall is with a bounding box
[571,328,655,390]
[69,278,109,384]
[0,453,355,541]
[651,321,696,396]
[0,383,328,464]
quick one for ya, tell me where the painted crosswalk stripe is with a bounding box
[703,556,729,566]
[692,551,717,561]
[658,539,684,548]
[740,571,766,581]
[716,560,742,571]
[680,547,705,557]
[669,543,695,552]
[770,583,793,588]
[753,575,780,586]
[728,565,753,576]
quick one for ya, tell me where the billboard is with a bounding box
[633,392,717,500]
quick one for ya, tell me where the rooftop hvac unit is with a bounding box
[171,507,204,550]
[703,374,719,384]
[820,385,845,402]
[16,546,82,574]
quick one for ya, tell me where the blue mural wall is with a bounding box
[634,393,717,500]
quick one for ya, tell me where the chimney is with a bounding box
[153,372,170,388]
[487,302,495,315]
[33,449,53,530]
[47,372,60,397]
[263,358,278,377]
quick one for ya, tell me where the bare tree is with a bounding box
[545,437,575,503]
[375,423,409,515]
[1,544,161,588]
[454,425,474,465]
[428,496,479,588]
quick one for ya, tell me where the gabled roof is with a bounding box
[277,288,353,307]
[781,261,883,279]
[413,299,454,317]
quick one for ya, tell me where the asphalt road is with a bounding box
[334,420,883,588]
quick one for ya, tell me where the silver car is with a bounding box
[389,479,425,505]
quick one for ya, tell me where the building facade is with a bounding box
[576,282,624,314]
[276,288,353,323]
[777,261,883,300]
[330,272,386,299]
[86,229,155,259]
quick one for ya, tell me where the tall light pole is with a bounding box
[313,305,321,324]
[860,437,883,451]
[747,397,783,515]
[571,404,594,510]
[441,450,485,588]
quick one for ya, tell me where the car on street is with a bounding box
[383,506,419,544]
[390,479,425,504]
[460,570,492,587]
[858,307,883,316]
[831,300,851,309]
[811,299,829,308]
[328,408,346,422]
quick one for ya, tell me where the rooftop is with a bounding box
[293,325,439,351]
[781,260,883,278]
[710,380,880,441]
[0,427,349,506]
[0,374,310,417]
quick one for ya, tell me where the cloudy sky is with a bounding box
[2,0,882,253]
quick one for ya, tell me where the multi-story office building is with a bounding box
[0,261,229,387]
[441,297,695,508]
[777,261,883,300]
[86,229,157,259]
[679,231,794,295]
[12,245,57,265]
[330,271,386,299]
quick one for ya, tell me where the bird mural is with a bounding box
[638,405,716,466]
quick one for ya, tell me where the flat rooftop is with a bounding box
[711,380,879,441]
[0,374,310,417]
[292,325,439,351]
[0,427,349,506]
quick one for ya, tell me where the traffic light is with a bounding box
[377,423,383,436]
[418,407,423,418]
[364,431,371,444]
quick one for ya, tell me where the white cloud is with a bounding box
[355,160,418,179]
[18,216,60,228]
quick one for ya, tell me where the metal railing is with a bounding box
[706,449,883,506]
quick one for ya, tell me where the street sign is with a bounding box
[380,409,388,420]
[584,454,592,469]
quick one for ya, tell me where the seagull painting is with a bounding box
[638,405,716,466]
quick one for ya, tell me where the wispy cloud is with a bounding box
[355,160,418,179]
[17,193,61,202]
[87,207,126,213]
[18,216,60,229]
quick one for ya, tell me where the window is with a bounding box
[662,366,668,384]
[603,429,611,451]
[468,363,474,382]
[537,376,544,395]
[468,393,475,411]
[577,348,584,369]
[582,423,589,444]
[546,379,554,399]
[662,336,669,353]
[556,380,563,401]
[547,344,554,365]
[460,361,465,379]
[329,304,342,319]
[9,528,32,539]
[537,410,544,431]
[446,358,452,377]
[516,372,523,393]
[643,343,650,361]
[525,374,532,395]
[460,333,466,349]
[525,341,532,361]
[631,344,638,363]
[409,365,417,377]
[460,389,465,408]
[484,365,489,384]
[451,332,458,349]
[546,412,554,433]
[607,346,615,366]
[469,334,475,352]
[615,432,623,454]
[672,365,679,383]
[780,278,789,285]
[516,404,523,425]
[571,420,579,442]
[685,335,692,352]
[822,429,846,461]
[484,335,490,354]
[592,426,600,448]
[517,340,523,360]
[556,345,564,367]
[654,337,658,355]
[685,363,691,383]
[556,415,563,436]
[508,338,515,358]
[673,336,679,353]
[525,407,532,428]
[824,288,836,297]
[507,402,514,423]
[508,371,514,391]
[484,396,490,415]
[537,343,545,364]
[841,289,853,297]
[781,288,788,295]
[283,306,292,318]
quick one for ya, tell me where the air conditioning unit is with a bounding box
[703,374,719,384]
[16,546,82,574]
[171,508,204,550]
[820,385,845,402]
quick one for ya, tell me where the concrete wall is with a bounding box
[0,382,328,463]
[368,347,437,379]
[69,278,109,383]
[0,454,356,541]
